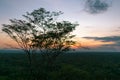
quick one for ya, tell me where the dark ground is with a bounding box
[0,51,120,80]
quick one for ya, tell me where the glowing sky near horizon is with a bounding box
[0,0,120,51]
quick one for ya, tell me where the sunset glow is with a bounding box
[71,37,115,49]
[0,0,120,51]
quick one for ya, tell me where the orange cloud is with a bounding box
[72,37,115,49]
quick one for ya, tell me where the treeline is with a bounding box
[0,52,120,80]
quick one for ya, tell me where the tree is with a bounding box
[2,8,78,78]
[2,19,35,75]
[23,8,78,66]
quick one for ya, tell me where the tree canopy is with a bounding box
[2,8,78,55]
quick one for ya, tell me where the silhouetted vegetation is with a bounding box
[1,7,119,80]
[2,8,78,80]
[0,52,120,80]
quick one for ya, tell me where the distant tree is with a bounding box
[2,8,78,78]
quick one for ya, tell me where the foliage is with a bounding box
[49,64,89,80]
[0,52,120,80]
[2,8,78,79]
[23,8,78,64]
[2,8,78,62]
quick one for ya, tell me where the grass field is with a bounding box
[0,51,120,80]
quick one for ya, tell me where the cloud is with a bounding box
[83,36,120,42]
[112,27,120,32]
[83,36,120,48]
[84,0,112,14]
[83,36,120,51]
[118,27,120,30]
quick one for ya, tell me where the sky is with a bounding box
[0,0,120,52]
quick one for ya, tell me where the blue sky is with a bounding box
[0,0,120,51]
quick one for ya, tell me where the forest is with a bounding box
[0,51,120,80]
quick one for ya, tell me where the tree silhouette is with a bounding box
[23,8,78,65]
[2,8,78,78]
[2,19,36,76]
